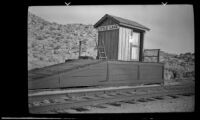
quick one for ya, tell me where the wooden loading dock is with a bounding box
[28,14,164,90]
[28,60,164,89]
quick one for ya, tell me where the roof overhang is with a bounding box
[94,14,119,28]
[119,23,150,31]
[94,14,150,31]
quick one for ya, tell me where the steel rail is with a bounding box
[29,85,194,113]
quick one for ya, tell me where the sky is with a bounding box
[29,5,194,54]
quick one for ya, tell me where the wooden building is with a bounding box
[94,14,150,61]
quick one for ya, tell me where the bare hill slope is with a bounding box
[28,12,97,70]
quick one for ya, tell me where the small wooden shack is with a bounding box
[94,14,150,61]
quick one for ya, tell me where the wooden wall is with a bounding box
[139,32,144,61]
[28,61,164,89]
[118,26,145,61]
[100,61,164,86]
[99,17,117,26]
[98,30,119,59]
[97,18,119,60]
[96,17,146,61]
[28,62,108,89]
[118,27,131,61]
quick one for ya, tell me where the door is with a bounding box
[129,31,140,61]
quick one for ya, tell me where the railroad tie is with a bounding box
[91,105,107,109]
[137,98,149,102]
[107,102,122,107]
[70,107,90,112]
[167,95,179,99]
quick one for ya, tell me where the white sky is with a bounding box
[29,5,194,54]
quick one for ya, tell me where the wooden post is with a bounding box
[59,73,61,88]
[138,64,140,80]
[139,32,144,62]
[106,60,109,81]
[161,64,165,86]
[79,41,82,58]
[157,49,160,63]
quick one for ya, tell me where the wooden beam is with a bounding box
[139,32,144,62]
[79,41,82,58]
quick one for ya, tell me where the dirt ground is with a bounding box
[64,95,194,113]
[59,80,195,113]
[30,79,195,113]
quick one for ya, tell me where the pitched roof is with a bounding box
[94,14,150,31]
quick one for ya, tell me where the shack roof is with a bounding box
[94,14,150,31]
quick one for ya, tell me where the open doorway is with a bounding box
[129,31,140,61]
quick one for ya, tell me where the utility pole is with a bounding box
[79,41,82,58]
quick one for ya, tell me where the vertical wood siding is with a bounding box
[98,30,119,59]
[97,17,119,59]
[139,32,144,61]
[100,18,117,26]
[28,61,164,89]
[118,27,132,61]
[97,18,145,61]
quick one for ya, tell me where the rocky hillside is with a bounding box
[28,12,98,70]
[28,12,194,81]
[161,52,194,81]
[144,51,195,81]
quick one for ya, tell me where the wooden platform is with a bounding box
[28,60,164,90]
[28,60,102,80]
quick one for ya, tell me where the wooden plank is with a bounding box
[59,62,107,87]
[60,76,105,87]
[28,61,164,89]
[115,29,119,59]
[28,75,59,89]
[122,28,125,60]
[104,31,108,58]
[110,30,114,59]
[125,28,128,61]
[112,30,118,59]
[97,24,119,31]
[127,30,131,60]
[28,61,106,89]
[139,32,144,61]
[108,63,138,81]
[99,29,119,60]
[66,69,106,76]
[122,27,124,60]
[109,68,138,75]
[109,74,138,81]
[118,27,122,60]
[118,27,133,61]
[100,79,162,87]
[127,28,131,60]
[100,18,116,26]
[106,30,110,59]
[140,65,163,80]
[120,27,124,60]
[29,60,102,79]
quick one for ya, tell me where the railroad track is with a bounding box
[29,83,194,113]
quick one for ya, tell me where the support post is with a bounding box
[59,73,61,88]
[161,64,165,86]
[138,64,140,80]
[139,32,144,62]
[157,49,160,63]
[79,41,82,58]
[106,60,109,81]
